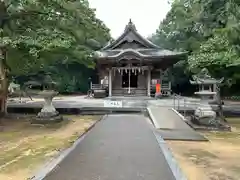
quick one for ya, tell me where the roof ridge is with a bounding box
[102,19,160,50]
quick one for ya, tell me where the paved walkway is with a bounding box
[44,114,175,180]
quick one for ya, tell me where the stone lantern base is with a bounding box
[33,112,63,124]
[31,91,63,124]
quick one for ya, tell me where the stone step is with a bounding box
[113,94,147,97]
[112,90,147,96]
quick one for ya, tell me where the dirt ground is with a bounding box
[0,114,99,180]
[167,118,240,180]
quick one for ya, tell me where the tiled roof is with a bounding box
[96,48,187,59]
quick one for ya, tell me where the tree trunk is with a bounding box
[0,48,8,115]
[1,77,8,115]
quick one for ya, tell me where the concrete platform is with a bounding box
[7,96,148,115]
[43,114,176,180]
[7,95,240,116]
[7,106,145,115]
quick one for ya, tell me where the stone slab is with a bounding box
[148,106,193,130]
[157,129,208,141]
[43,114,175,180]
[148,107,207,141]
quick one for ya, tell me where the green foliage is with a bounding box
[188,30,240,70]
[151,0,240,95]
[48,63,94,93]
[1,0,111,93]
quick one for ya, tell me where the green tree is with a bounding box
[151,0,240,95]
[0,0,110,114]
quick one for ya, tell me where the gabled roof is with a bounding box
[102,19,160,50]
[95,19,188,68]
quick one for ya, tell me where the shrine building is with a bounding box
[95,20,187,97]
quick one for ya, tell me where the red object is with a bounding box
[156,84,161,93]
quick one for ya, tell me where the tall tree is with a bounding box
[0,0,110,114]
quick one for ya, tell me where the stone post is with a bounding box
[213,83,217,100]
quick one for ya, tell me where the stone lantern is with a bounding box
[190,68,224,126]
[26,74,62,123]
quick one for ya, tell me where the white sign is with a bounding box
[104,100,122,108]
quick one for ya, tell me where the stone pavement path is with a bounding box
[148,107,207,141]
[148,107,192,130]
[44,114,175,180]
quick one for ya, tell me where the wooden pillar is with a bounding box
[168,81,171,96]
[159,70,163,95]
[128,69,131,94]
[108,69,112,97]
[147,69,151,96]
[159,69,163,85]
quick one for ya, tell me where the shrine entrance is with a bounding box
[122,70,138,88]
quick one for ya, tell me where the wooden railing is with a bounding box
[88,84,108,98]
[91,84,101,90]
[91,84,108,90]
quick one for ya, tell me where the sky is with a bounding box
[88,0,171,38]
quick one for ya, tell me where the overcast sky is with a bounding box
[88,0,171,38]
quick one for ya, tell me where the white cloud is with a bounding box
[89,0,171,38]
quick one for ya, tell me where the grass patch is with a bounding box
[0,114,99,179]
[204,131,240,139]
[183,149,218,167]
[226,117,240,129]
[186,149,218,159]
[201,117,240,142]
[167,117,240,180]
[0,136,69,173]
